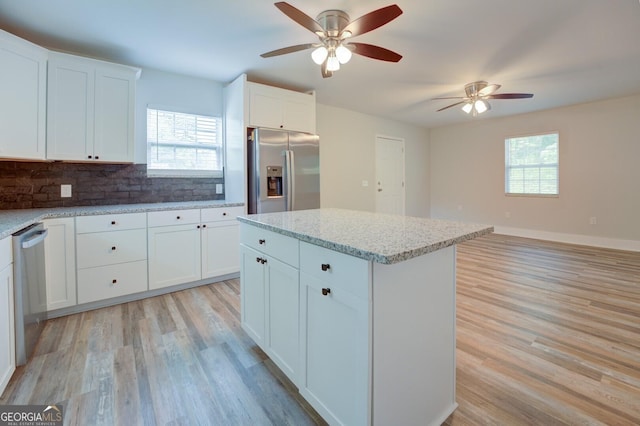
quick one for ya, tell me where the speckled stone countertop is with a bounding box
[237,208,493,264]
[0,201,243,239]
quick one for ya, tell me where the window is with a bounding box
[505,132,559,196]
[147,108,223,177]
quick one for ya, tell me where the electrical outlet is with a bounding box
[61,184,72,198]
[589,216,597,225]
[215,183,223,194]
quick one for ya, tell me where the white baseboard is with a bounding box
[493,226,640,252]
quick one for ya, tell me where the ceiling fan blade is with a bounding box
[275,2,324,34]
[478,83,501,96]
[437,101,466,112]
[431,96,464,100]
[261,43,315,58]
[342,4,403,38]
[485,93,534,99]
[350,42,402,62]
[321,60,333,78]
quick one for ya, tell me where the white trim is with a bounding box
[494,226,640,252]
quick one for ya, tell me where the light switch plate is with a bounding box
[61,184,72,198]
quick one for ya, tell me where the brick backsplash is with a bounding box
[0,161,225,210]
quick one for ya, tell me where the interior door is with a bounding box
[375,136,405,215]
[289,132,320,211]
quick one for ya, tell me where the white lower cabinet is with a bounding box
[0,236,15,396]
[148,223,201,290]
[76,213,148,304]
[240,225,300,384]
[43,218,77,310]
[299,242,370,426]
[148,207,242,290]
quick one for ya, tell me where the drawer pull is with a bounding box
[176,216,181,220]
[87,155,92,159]
[255,257,267,264]
[259,239,266,245]
[223,212,227,216]
[95,156,99,160]
[111,221,116,225]
[197,225,201,229]
[112,279,117,284]
[111,246,117,251]
[322,288,331,296]
[202,224,207,228]
[321,263,331,271]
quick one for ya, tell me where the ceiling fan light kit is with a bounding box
[261,2,403,78]
[434,81,534,116]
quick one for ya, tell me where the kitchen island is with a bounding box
[238,208,493,426]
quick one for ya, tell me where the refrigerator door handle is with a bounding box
[284,149,293,211]
[289,149,295,210]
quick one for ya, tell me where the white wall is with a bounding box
[430,94,640,248]
[134,68,224,163]
[317,104,430,217]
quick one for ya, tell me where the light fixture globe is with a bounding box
[311,46,328,64]
[326,53,340,71]
[335,44,352,64]
[462,103,473,114]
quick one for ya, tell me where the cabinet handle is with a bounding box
[111,246,117,251]
[87,155,92,159]
[197,225,201,229]
[112,279,117,284]
[223,212,227,216]
[321,263,331,271]
[177,216,181,220]
[256,257,261,263]
[262,258,267,264]
[111,221,116,225]
[259,239,266,245]
[279,125,283,129]
[202,224,207,228]
[322,288,331,296]
[255,257,267,264]
[95,156,99,160]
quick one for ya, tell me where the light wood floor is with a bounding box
[1,234,639,425]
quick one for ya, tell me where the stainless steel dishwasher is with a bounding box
[12,222,48,365]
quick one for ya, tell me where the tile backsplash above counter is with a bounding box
[0,161,224,210]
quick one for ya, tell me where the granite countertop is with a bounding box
[237,208,493,264]
[0,200,244,239]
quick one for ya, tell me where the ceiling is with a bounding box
[1,0,639,129]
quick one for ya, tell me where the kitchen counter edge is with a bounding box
[0,201,244,239]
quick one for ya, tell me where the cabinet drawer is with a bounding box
[300,241,370,300]
[240,224,298,268]
[201,206,244,223]
[77,260,147,304]
[148,209,200,227]
[77,229,147,268]
[0,236,11,269]
[76,213,146,233]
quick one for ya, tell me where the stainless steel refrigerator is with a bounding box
[248,128,320,214]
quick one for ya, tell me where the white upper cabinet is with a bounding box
[0,30,47,160]
[47,52,140,162]
[248,82,316,134]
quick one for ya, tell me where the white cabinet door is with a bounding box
[0,263,15,396]
[248,82,316,133]
[0,30,47,160]
[47,52,138,162]
[265,255,299,383]
[43,218,77,310]
[201,221,240,278]
[240,245,266,347]
[148,224,201,289]
[94,67,135,162]
[300,272,369,426]
[47,54,94,161]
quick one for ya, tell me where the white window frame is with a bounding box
[146,106,224,178]
[505,131,559,197]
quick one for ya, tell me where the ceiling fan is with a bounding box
[433,81,534,116]
[260,2,403,78]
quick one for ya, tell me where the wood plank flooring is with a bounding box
[1,233,639,425]
[445,234,640,425]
